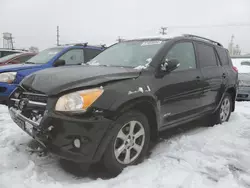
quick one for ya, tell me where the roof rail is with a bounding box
[74,42,88,47]
[61,43,106,48]
[183,34,223,47]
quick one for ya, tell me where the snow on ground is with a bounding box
[1,102,250,188]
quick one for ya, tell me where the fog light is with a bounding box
[73,138,81,148]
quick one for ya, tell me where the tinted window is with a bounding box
[216,47,229,66]
[27,47,62,64]
[197,43,217,68]
[84,49,102,63]
[0,53,21,62]
[59,49,84,65]
[16,55,35,63]
[166,42,196,71]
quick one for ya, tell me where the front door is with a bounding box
[155,41,204,129]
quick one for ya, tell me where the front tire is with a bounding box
[103,110,150,176]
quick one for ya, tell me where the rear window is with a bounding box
[196,43,218,68]
[216,47,229,66]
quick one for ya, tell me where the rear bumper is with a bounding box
[9,107,114,163]
[236,86,250,101]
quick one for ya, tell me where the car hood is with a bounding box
[21,65,141,95]
[0,63,40,72]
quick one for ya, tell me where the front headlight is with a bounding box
[55,88,104,112]
[0,72,17,83]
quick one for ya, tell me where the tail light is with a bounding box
[233,66,238,73]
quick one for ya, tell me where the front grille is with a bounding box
[237,94,248,98]
[21,92,48,103]
[11,86,48,104]
[9,86,48,126]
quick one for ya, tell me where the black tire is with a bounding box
[103,110,150,176]
[213,93,232,125]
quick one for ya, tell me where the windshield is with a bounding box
[0,53,21,62]
[87,40,166,68]
[26,47,63,64]
[231,57,250,74]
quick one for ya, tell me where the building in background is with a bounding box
[228,35,241,56]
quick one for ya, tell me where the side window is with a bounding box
[196,43,217,68]
[216,47,229,66]
[16,55,34,63]
[3,51,17,56]
[59,49,84,65]
[84,49,102,63]
[166,42,196,71]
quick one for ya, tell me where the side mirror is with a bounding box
[54,59,66,67]
[160,58,180,72]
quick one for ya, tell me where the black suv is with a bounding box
[8,34,238,176]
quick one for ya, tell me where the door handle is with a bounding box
[196,76,201,82]
[222,73,226,78]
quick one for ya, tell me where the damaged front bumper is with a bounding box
[9,101,114,163]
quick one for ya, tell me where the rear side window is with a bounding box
[196,43,217,68]
[59,49,84,65]
[2,51,18,57]
[84,49,102,63]
[216,47,229,66]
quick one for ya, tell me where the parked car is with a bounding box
[231,55,250,100]
[0,48,26,58]
[0,43,106,104]
[8,34,238,176]
[0,52,37,66]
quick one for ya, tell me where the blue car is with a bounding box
[0,43,106,104]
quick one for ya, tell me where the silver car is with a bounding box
[232,56,250,101]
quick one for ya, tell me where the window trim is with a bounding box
[194,41,219,68]
[216,47,230,66]
[163,40,198,73]
[83,48,102,63]
[55,48,85,66]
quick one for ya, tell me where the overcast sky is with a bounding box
[1,0,250,53]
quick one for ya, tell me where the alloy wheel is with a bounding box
[220,97,231,122]
[114,120,145,165]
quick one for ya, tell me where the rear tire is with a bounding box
[212,93,232,125]
[103,110,150,176]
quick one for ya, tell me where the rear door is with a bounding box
[157,41,204,128]
[195,42,225,112]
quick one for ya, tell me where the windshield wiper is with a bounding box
[24,62,35,64]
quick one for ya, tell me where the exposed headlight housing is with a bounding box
[0,72,17,83]
[55,88,104,112]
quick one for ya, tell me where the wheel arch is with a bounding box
[92,96,160,162]
[215,86,237,113]
[114,96,160,142]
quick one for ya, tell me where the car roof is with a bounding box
[58,43,107,50]
[0,48,26,52]
[123,34,224,48]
